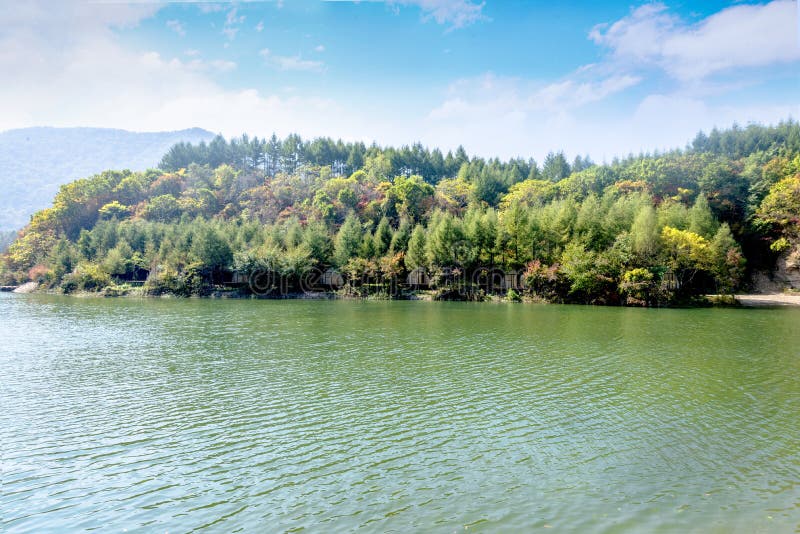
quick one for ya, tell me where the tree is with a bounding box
[426,213,464,266]
[688,194,718,238]
[574,194,606,250]
[142,195,181,222]
[334,212,362,267]
[619,268,657,306]
[303,221,332,266]
[405,225,427,270]
[390,218,412,253]
[542,151,571,182]
[630,205,660,261]
[500,200,530,265]
[660,226,714,291]
[559,242,617,303]
[710,223,745,293]
[98,201,130,220]
[373,217,393,256]
[392,175,434,222]
[756,174,800,240]
[500,179,558,209]
[193,227,233,283]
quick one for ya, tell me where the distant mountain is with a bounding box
[0,126,215,231]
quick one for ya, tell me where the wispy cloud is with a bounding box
[590,0,800,82]
[387,0,487,29]
[429,71,640,122]
[259,49,325,72]
[198,3,225,15]
[222,7,245,41]
[314,45,325,53]
[166,19,186,37]
[255,20,264,32]
[423,1,800,158]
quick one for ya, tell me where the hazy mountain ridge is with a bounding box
[0,127,215,230]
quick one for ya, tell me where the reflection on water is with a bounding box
[1,294,799,532]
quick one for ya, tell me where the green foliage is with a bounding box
[426,212,464,267]
[560,242,618,303]
[710,224,746,293]
[373,217,393,256]
[630,205,659,261]
[334,212,362,267]
[542,151,571,182]
[5,121,797,303]
[192,227,233,272]
[98,201,130,220]
[770,237,791,253]
[405,225,428,270]
[757,174,800,239]
[619,268,656,306]
[61,262,111,293]
[142,195,181,222]
[391,175,435,222]
[688,194,719,238]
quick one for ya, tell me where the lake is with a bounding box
[1,293,799,532]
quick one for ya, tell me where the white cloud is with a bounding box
[259,49,325,72]
[2,0,796,164]
[198,3,225,15]
[429,72,641,121]
[388,0,487,29]
[314,45,325,53]
[590,0,800,81]
[222,7,245,41]
[255,20,264,32]
[166,19,186,37]
[425,72,648,158]
[409,0,794,160]
[0,2,351,141]
[425,94,798,160]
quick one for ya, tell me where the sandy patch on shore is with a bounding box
[735,293,800,307]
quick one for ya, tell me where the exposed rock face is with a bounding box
[12,282,38,293]
[773,247,800,289]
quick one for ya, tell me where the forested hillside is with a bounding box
[2,121,799,305]
[0,127,214,230]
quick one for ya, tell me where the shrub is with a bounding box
[506,288,521,302]
[61,263,111,292]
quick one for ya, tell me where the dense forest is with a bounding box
[2,121,799,305]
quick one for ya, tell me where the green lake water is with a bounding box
[1,293,799,532]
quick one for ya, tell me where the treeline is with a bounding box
[2,121,799,304]
[160,133,591,187]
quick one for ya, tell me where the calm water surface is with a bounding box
[1,293,799,532]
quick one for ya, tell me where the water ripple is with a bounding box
[1,295,799,532]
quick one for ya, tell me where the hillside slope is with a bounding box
[0,127,215,230]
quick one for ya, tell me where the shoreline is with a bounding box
[6,285,800,308]
[733,293,800,307]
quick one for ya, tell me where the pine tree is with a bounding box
[405,225,428,270]
[334,212,362,267]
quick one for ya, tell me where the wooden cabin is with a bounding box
[503,271,521,290]
[661,269,681,291]
[320,268,344,288]
[228,271,247,285]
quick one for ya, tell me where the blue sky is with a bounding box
[2,1,798,160]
